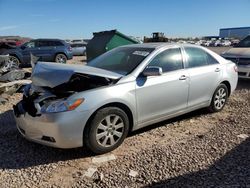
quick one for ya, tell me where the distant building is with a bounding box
[219,27,250,39]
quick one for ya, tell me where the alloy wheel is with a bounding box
[96,114,125,147]
[214,88,227,110]
[7,56,19,69]
[56,54,67,63]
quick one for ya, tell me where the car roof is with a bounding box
[35,38,62,41]
[123,42,204,50]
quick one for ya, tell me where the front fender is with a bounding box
[70,82,137,125]
[3,49,23,63]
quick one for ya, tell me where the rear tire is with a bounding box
[55,53,67,63]
[83,107,129,154]
[208,84,229,112]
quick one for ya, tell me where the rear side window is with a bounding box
[148,48,183,72]
[71,43,84,47]
[53,41,64,46]
[37,40,64,47]
[185,47,218,68]
[37,41,49,47]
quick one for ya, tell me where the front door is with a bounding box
[21,41,39,63]
[135,47,189,126]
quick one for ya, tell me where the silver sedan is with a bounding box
[14,43,238,154]
[71,43,86,56]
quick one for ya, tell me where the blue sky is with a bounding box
[0,0,250,39]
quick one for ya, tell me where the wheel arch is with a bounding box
[54,52,68,60]
[84,102,134,134]
[220,80,231,96]
[8,53,22,63]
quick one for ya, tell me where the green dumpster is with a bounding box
[86,30,138,62]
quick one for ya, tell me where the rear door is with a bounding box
[36,40,55,61]
[183,47,222,107]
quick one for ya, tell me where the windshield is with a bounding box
[235,36,250,47]
[88,47,154,75]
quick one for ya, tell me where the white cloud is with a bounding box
[0,25,19,31]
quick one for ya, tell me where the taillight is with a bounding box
[234,65,238,72]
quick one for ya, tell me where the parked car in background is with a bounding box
[231,39,240,46]
[0,39,73,66]
[14,43,238,154]
[221,35,250,79]
[214,40,222,47]
[71,39,85,44]
[221,40,231,47]
[204,41,211,46]
[65,39,72,44]
[71,43,86,56]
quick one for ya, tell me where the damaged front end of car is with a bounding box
[14,62,122,118]
[13,61,122,148]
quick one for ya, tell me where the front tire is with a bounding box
[208,83,229,112]
[8,55,20,68]
[83,107,129,154]
[55,53,67,63]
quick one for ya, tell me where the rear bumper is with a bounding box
[14,101,89,149]
[238,66,250,79]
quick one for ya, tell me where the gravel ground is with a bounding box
[0,48,249,187]
[0,81,249,188]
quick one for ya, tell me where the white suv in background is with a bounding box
[221,35,250,79]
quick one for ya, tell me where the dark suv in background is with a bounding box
[0,39,73,66]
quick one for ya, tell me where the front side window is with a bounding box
[148,48,183,72]
[88,47,154,75]
[25,41,35,48]
[185,47,218,68]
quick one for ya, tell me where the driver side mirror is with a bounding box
[143,66,163,77]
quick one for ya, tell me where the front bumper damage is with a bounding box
[12,61,121,149]
[13,99,89,149]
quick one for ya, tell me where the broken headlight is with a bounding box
[41,98,84,113]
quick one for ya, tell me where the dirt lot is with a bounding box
[0,47,249,187]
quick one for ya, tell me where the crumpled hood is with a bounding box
[222,47,250,58]
[31,62,123,88]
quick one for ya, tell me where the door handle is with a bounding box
[215,68,221,72]
[179,75,187,80]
